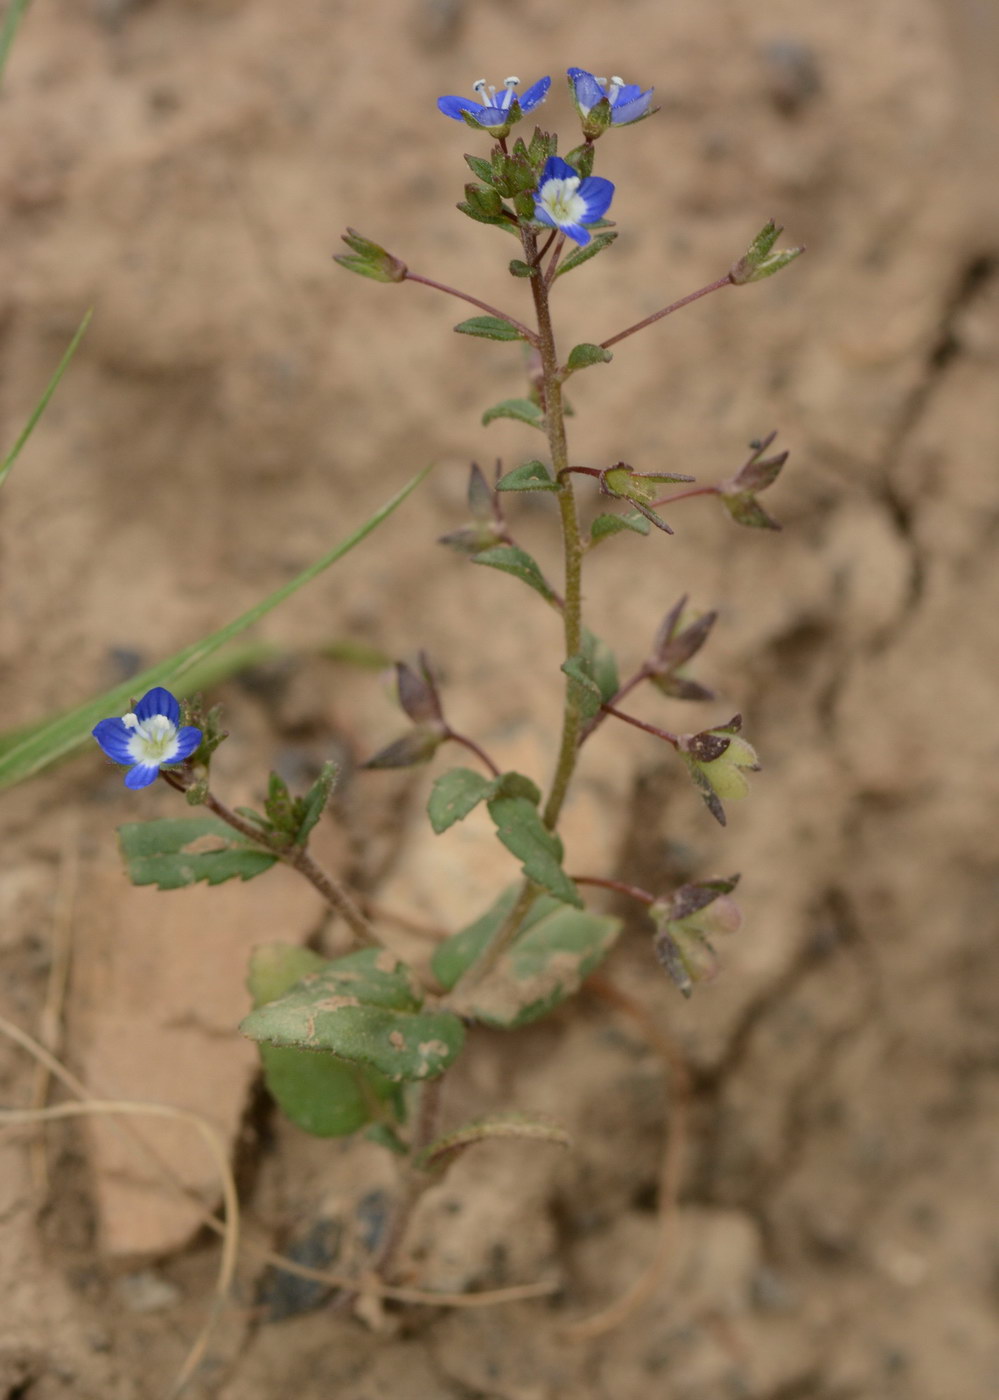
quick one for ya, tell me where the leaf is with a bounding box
[294,761,338,846]
[427,767,494,834]
[486,794,581,907]
[417,1112,571,1173]
[555,231,617,278]
[566,342,613,371]
[0,308,92,492]
[471,545,558,604]
[240,947,466,1082]
[589,511,651,543]
[428,768,542,835]
[248,945,398,1137]
[0,465,432,790]
[508,259,534,278]
[118,817,277,890]
[495,460,557,493]
[453,316,524,342]
[464,154,495,184]
[437,893,621,1026]
[721,492,782,530]
[481,398,545,430]
[561,656,603,721]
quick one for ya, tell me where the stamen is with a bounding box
[472,78,488,95]
[504,76,520,88]
[608,76,624,103]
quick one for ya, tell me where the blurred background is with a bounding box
[2,0,998,1395]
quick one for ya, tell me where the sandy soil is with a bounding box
[2,0,999,1396]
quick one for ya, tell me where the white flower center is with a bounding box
[539,175,586,228]
[122,710,180,766]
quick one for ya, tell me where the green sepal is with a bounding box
[464,153,495,184]
[470,545,558,604]
[428,767,542,835]
[456,200,513,230]
[481,398,545,430]
[566,342,613,371]
[240,947,465,1083]
[555,231,617,278]
[118,817,277,890]
[721,491,782,531]
[562,631,618,722]
[495,460,557,493]
[527,127,558,168]
[486,794,581,907]
[333,229,407,284]
[563,143,595,178]
[453,315,524,342]
[433,888,620,1026]
[589,511,651,543]
[463,182,504,219]
[512,190,537,221]
[247,944,400,1138]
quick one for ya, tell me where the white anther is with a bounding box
[504,76,520,87]
[122,712,139,730]
[472,78,488,95]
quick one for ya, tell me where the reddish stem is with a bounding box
[446,730,501,778]
[650,484,720,509]
[404,272,538,346]
[571,874,656,905]
[601,274,733,351]
[601,703,679,747]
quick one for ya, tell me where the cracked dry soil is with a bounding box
[2,1,999,1397]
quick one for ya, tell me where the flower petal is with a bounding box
[561,223,591,246]
[473,106,514,128]
[578,175,615,222]
[567,67,605,113]
[172,726,203,762]
[518,76,551,112]
[611,89,654,124]
[533,205,559,230]
[540,155,579,183]
[124,763,162,790]
[135,686,180,725]
[437,95,485,121]
[92,717,136,764]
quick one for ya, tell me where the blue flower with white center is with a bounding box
[92,687,202,789]
[533,155,614,247]
[437,74,551,133]
[567,67,655,131]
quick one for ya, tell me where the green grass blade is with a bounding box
[0,464,432,789]
[0,0,32,89]
[0,308,93,490]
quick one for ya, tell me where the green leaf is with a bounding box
[453,316,524,342]
[0,465,432,790]
[118,817,277,890]
[508,259,534,279]
[248,944,398,1137]
[581,627,619,703]
[417,1112,571,1172]
[471,545,558,604]
[240,947,465,1082]
[589,511,651,543]
[566,342,613,371]
[563,143,596,179]
[0,308,92,492]
[495,460,557,493]
[464,154,495,184]
[481,398,545,430]
[294,760,338,846]
[428,767,494,834]
[456,201,513,230]
[555,231,618,278]
[435,892,621,1026]
[486,795,581,907]
[561,655,603,721]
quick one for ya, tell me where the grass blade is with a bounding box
[0,464,432,788]
[0,308,93,490]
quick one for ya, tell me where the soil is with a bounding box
[2,0,999,1397]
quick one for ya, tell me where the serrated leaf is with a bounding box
[428,767,494,834]
[247,944,398,1137]
[471,545,558,604]
[566,342,613,371]
[589,511,651,543]
[240,947,465,1082]
[495,460,557,493]
[481,398,545,430]
[417,1112,571,1172]
[454,316,525,342]
[555,231,617,278]
[486,795,581,907]
[118,817,276,890]
[440,895,621,1026]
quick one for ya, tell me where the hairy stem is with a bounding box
[160,770,381,948]
[404,271,538,345]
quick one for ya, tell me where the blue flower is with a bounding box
[567,68,655,129]
[533,155,614,246]
[92,686,202,789]
[437,74,551,131]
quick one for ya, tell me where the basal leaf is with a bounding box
[118,817,276,890]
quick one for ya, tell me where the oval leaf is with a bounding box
[471,545,557,604]
[454,316,524,342]
[118,817,277,890]
[495,460,557,493]
[481,398,545,430]
[566,342,612,371]
[428,767,494,834]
